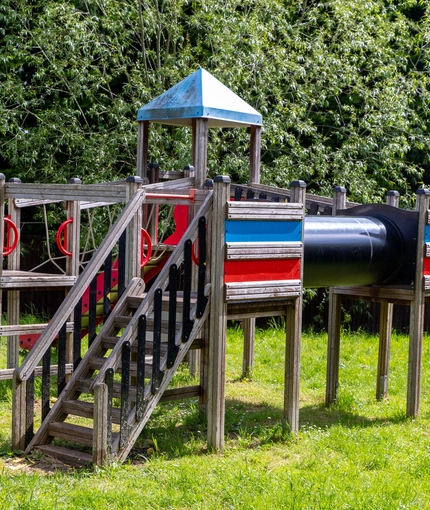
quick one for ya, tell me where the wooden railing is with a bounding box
[12,183,145,449]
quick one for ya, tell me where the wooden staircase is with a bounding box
[12,190,213,468]
[26,272,209,467]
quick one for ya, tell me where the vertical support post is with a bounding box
[284,180,305,433]
[0,174,5,287]
[207,175,230,451]
[136,121,149,180]
[65,178,81,371]
[326,186,347,405]
[189,119,208,375]
[7,178,21,369]
[93,382,109,466]
[12,373,26,450]
[407,188,429,417]
[241,126,262,379]
[125,176,143,286]
[376,190,399,400]
[192,118,208,189]
[249,125,261,185]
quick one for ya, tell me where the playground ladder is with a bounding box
[25,275,208,467]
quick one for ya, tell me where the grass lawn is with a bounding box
[1,324,430,509]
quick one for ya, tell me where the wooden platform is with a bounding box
[0,271,76,289]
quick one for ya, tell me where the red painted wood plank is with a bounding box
[224,259,301,283]
[423,257,430,275]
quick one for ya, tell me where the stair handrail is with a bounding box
[15,187,146,382]
[90,190,214,388]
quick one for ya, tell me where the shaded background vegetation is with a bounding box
[1,0,430,204]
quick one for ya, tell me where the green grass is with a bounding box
[1,326,430,509]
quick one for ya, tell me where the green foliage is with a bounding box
[1,1,430,204]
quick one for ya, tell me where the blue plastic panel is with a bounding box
[225,220,302,243]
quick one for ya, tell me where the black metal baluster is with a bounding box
[41,348,51,420]
[25,371,35,447]
[73,298,82,370]
[104,251,113,321]
[88,275,97,346]
[151,288,164,393]
[196,216,207,318]
[234,186,243,201]
[120,341,131,449]
[57,322,67,395]
[182,240,194,342]
[105,368,114,453]
[167,264,179,368]
[136,315,147,421]
[118,232,126,298]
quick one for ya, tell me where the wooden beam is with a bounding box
[207,176,230,451]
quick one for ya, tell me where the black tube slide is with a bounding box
[303,204,418,288]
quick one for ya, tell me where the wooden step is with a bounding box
[87,356,153,377]
[35,444,93,468]
[62,399,121,424]
[126,292,198,310]
[48,422,94,447]
[101,335,204,352]
[75,377,200,402]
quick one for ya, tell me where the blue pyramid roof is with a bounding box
[137,68,262,128]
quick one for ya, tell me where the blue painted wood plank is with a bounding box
[225,220,302,243]
[425,225,430,243]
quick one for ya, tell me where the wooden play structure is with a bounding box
[2,69,430,467]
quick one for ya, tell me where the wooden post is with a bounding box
[136,121,149,180]
[407,188,429,417]
[207,175,230,451]
[376,190,399,400]
[7,178,21,369]
[284,180,305,433]
[125,176,144,286]
[12,373,26,450]
[326,186,347,405]
[93,382,109,466]
[192,118,208,189]
[242,126,262,378]
[249,125,261,185]
[65,178,82,371]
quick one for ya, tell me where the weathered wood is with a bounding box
[125,177,143,284]
[192,118,208,190]
[12,374,26,450]
[227,201,303,220]
[284,299,301,433]
[377,301,392,400]
[242,317,255,379]
[9,183,129,203]
[330,285,414,304]
[93,382,109,466]
[332,186,347,214]
[207,176,229,451]
[249,125,261,184]
[48,422,93,446]
[136,121,149,180]
[0,322,73,336]
[225,280,301,301]
[7,182,21,369]
[16,189,146,382]
[35,444,92,468]
[0,364,73,381]
[326,292,341,405]
[0,272,76,288]
[142,177,195,190]
[0,174,6,285]
[226,242,302,259]
[407,189,429,417]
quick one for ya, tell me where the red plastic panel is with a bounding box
[224,258,301,283]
